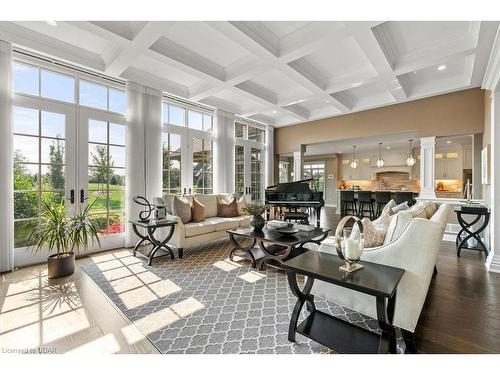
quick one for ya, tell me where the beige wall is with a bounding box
[275,88,485,155]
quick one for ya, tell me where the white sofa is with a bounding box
[311,203,451,352]
[162,193,251,258]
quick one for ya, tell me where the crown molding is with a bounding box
[482,25,500,91]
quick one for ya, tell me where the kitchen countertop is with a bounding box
[337,189,420,193]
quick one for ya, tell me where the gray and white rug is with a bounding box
[82,239,383,354]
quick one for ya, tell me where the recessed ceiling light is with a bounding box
[272,110,277,114]
[437,64,447,71]
[386,146,391,150]
[352,82,362,87]
[325,99,331,103]
[446,140,452,144]
[46,21,58,26]
[413,71,417,74]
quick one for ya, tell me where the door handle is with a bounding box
[188,188,192,194]
[183,187,186,195]
[68,189,75,204]
[80,189,85,204]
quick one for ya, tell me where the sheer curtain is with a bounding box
[125,82,162,247]
[0,40,14,272]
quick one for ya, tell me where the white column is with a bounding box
[266,126,274,187]
[214,109,235,194]
[0,40,13,272]
[487,91,500,273]
[293,146,305,181]
[144,87,162,200]
[419,136,436,199]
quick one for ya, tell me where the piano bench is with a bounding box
[284,212,309,224]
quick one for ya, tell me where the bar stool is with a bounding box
[340,190,357,217]
[395,192,414,207]
[357,191,375,220]
[375,191,391,217]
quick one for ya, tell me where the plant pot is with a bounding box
[250,214,265,232]
[47,252,75,279]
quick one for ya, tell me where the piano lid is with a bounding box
[270,178,314,193]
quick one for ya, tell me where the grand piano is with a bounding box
[265,178,324,227]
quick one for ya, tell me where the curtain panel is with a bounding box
[0,40,14,272]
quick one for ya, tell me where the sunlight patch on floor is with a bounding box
[238,271,266,283]
[213,258,243,272]
[42,308,91,344]
[119,286,159,310]
[131,296,205,337]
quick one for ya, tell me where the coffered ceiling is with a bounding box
[0,21,498,127]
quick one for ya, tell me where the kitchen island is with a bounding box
[337,189,419,214]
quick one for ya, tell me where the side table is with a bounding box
[455,208,490,259]
[129,219,178,266]
[282,251,404,354]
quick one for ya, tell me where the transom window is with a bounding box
[13,62,75,103]
[162,101,213,132]
[234,121,265,144]
[79,80,127,114]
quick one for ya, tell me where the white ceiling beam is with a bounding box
[120,67,190,98]
[146,43,306,120]
[105,21,172,76]
[206,21,349,115]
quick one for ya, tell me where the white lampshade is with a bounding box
[350,160,358,169]
[376,159,385,168]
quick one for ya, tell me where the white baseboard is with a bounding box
[325,204,337,208]
[486,253,500,273]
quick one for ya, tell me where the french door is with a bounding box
[234,143,265,203]
[162,125,215,196]
[79,108,127,251]
[12,96,76,266]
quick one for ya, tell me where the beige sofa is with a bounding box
[162,193,251,258]
[311,203,451,352]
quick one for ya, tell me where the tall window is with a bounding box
[304,162,325,192]
[13,107,66,247]
[279,161,289,183]
[162,133,182,194]
[192,138,213,194]
[87,120,126,235]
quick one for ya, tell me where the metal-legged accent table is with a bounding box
[283,251,404,354]
[129,219,177,266]
[455,208,490,259]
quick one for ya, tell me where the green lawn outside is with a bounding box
[88,183,124,211]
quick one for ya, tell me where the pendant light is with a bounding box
[350,145,358,169]
[406,139,416,167]
[376,142,385,168]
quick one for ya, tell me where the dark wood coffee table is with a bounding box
[227,225,329,270]
[282,251,404,354]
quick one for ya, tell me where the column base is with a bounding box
[486,252,500,273]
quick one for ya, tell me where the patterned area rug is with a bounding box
[82,239,384,354]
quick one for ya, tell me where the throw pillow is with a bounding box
[383,210,413,245]
[407,202,426,218]
[191,197,205,222]
[382,199,397,215]
[391,201,409,214]
[423,202,437,219]
[351,212,392,248]
[218,197,239,217]
[237,196,248,216]
[172,196,192,224]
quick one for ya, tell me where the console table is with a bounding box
[455,208,490,259]
[282,251,404,354]
[129,219,178,266]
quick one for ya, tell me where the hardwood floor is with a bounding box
[1,207,499,354]
[320,207,500,354]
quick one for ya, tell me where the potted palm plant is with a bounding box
[242,203,270,232]
[28,200,101,279]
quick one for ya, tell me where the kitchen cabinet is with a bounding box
[435,157,461,180]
